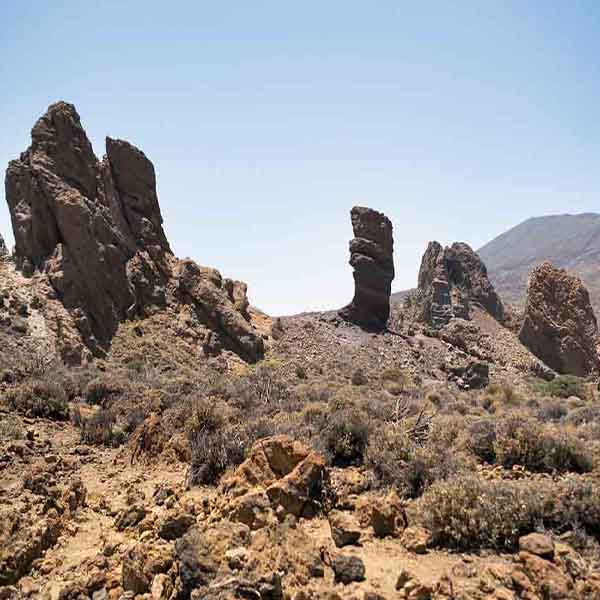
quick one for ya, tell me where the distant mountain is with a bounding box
[478,213,600,315]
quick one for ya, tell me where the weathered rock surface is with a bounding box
[4,102,264,362]
[519,262,598,376]
[415,241,503,328]
[339,206,394,330]
[218,435,328,526]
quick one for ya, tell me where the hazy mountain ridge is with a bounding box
[478,213,600,314]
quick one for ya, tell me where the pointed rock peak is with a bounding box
[4,102,264,364]
[339,206,394,330]
[519,261,598,376]
[415,240,503,327]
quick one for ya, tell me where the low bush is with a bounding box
[538,375,586,399]
[494,415,593,473]
[6,380,69,420]
[417,476,545,550]
[465,418,497,463]
[187,400,249,485]
[366,418,472,498]
[0,415,24,441]
[316,407,370,466]
[85,376,126,406]
[73,406,127,447]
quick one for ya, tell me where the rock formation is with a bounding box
[415,241,503,327]
[338,206,394,330]
[519,262,598,376]
[4,102,264,363]
[0,234,7,257]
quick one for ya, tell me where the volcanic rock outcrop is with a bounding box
[415,241,504,328]
[519,262,598,376]
[338,206,394,330]
[4,101,264,363]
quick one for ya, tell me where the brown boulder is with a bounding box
[220,435,328,522]
[339,206,394,330]
[519,262,598,376]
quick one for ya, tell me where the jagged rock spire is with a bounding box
[5,102,264,363]
[338,206,394,330]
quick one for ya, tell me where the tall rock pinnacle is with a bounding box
[519,262,598,376]
[5,102,264,363]
[415,241,504,327]
[338,206,394,330]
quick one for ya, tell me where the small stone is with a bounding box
[518,533,555,560]
[332,554,366,584]
[328,510,361,547]
[401,527,431,554]
[157,512,195,540]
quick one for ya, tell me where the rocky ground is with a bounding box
[2,297,600,599]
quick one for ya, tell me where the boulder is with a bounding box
[328,510,361,547]
[415,241,503,328]
[332,554,366,584]
[519,262,598,376]
[220,435,328,522]
[4,101,264,363]
[518,533,554,560]
[339,206,394,330]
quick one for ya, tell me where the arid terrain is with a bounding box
[2,103,600,600]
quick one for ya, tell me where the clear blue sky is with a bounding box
[2,2,599,314]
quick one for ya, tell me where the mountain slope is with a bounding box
[478,213,600,314]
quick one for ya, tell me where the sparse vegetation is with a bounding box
[6,379,69,420]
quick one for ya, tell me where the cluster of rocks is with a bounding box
[339,207,394,331]
[4,102,264,363]
[414,241,504,328]
[519,262,598,376]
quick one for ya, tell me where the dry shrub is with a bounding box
[0,415,24,441]
[417,476,545,550]
[366,416,473,498]
[316,407,370,466]
[494,414,592,473]
[85,375,127,406]
[536,398,568,422]
[538,375,586,399]
[465,418,497,463]
[6,379,68,420]
[187,400,250,485]
[73,406,126,447]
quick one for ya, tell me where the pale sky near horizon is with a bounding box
[1,2,599,315]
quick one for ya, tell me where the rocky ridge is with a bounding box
[4,102,264,364]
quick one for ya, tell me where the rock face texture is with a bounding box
[338,206,394,330]
[4,102,264,363]
[415,241,504,328]
[519,262,598,376]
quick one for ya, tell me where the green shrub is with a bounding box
[6,380,68,420]
[316,408,370,466]
[187,401,249,485]
[465,418,497,463]
[494,415,592,473]
[538,375,585,399]
[417,476,545,550]
[0,415,24,441]
[85,376,125,406]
